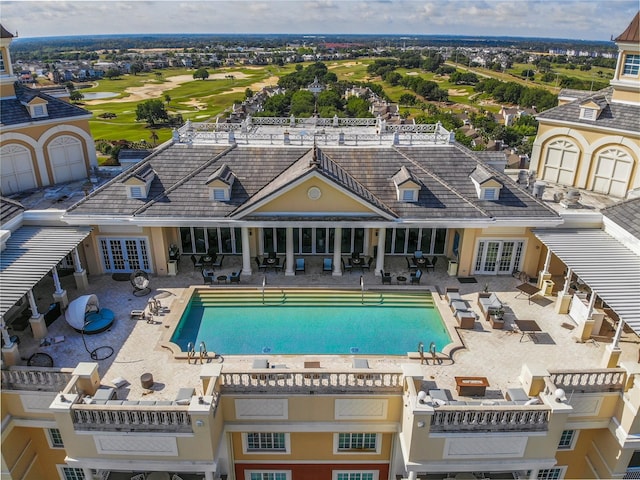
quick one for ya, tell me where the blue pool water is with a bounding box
[170,290,451,355]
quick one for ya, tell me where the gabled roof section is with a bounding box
[0,197,24,225]
[615,11,640,42]
[232,147,396,219]
[392,166,419,187]
[536,86,640,133]
[602,196,640,239]
[206,163,234,186]
[470,164,502,186]
[122,163,155,185]
[0,85,91,126]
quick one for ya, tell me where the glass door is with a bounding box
[99,238,151,273]
[474,240,524,275]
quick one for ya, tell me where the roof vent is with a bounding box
[532,181,546,199]
[560,189,582,209]
[517,170,528,185]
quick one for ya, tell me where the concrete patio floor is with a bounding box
[8,255,639,403]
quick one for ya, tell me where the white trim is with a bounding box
[537,466,567,480]
[244,470,291,480]
[225,423,398,433]
[65,456,216,473]
[332,470,379,480]
[46,427,65,449]
[333,433,381,455]
[56,464,84,480]
[242,432,291,455]
[557,429,578,451]
[0,114,93,131]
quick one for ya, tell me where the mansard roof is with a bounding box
[66,141,558,224]
[535,86,640,133]
[0,84,91,126]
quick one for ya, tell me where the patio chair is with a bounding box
[410,269,422,284]
[323,258,333,273]
[425,256,437,272]
[229,271,241,284]
[202,269,214,285]
[211,255,224,268]
[130,270,151,296]
[342,258,352,274]
[362,257,373,271]
[381,271,392,284]
[445,286,462,304]
[255,257,266,273]
[267,251,277,259]
[295,258,305,274]
[406,256,418,272]
[414,250,423,259]
[477,292,504,321]
[190,254,203,270]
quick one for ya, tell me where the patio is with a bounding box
[7,254,639,404]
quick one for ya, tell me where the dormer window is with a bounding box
[392,166,420,203]
[207,163,235,202]
[622,54,640,76]
[129,186,145,198]
[32,104,46,117]
[482,188,498,200]
[470,165,503,201]
[579,107,597,120]
[123,164,155,199]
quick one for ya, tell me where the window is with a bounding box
[48,428,64,448]
[401,188,417,202]
[623,54,640,75]
[212,187,229,201]
[0,51,5,72]
[558,429,576,449]
[129,186,144,198]
[580,107,597,120]
[337,433,378,451]
[180,226,242,254]
[384,228,447,255]
[482,188,498,200]
[246,472,290,480]
[33,104,46,117]
[537,468,564,480]
[334,472,378,480]
[59,466,85,480]
[245,432,287,452]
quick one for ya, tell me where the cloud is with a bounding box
[1,0,637,40]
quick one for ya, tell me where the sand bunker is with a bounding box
[85,75,195,105]
[328,62,359,69]
[448,88,469,96]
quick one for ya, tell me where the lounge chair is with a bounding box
[410,269,422,284]
[381,271,392,284]
[406,256,418,272]
[478,292,504,321]
[295,258,305,274]
[445,286,462,304]
[229,271,241,284]
[425,256,437,272]
[323,258,333,273]
[455,309,476,329]
[362,257,373,271]
[190,254,203,270]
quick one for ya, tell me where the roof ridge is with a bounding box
[133,144,237,215]
[392,144,491,217]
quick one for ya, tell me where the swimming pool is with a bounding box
[170,289,451,355]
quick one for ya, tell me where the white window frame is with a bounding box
[622,53,640,76]
[245,470,291,480]
[400,188,418,202]
[537,467,566,480]
[333,433,381,454]
[47,428,65,448]
[557,429,578,450]
[0,50,5,72]
[579,107,597,120]
[473,238,526,275]
[211,187,230,201]
[333,471,379,480]
[57,465,85,480]
[242,432,290,454]
[128,185,146,198]
[481,187,499,200]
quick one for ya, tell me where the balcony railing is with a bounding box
[220,369,403,394]
[71,404,192,433]
[430,406,550,433]
[548,368,626,393]
[1,367,76,392]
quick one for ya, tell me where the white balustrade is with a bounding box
[72,404,192,432]
[430,406,550,432]
[548,368,626,393]
[1,367,75,392]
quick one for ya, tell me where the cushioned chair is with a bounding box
[362,257,373,271]
[342,258,352,274]
[414,250,423,259]
[323,258,333,273]
[445,286,462,304]
[190,254,203,270]
[426,256,437,272]
[381,271,392,284]
[410,269,422,284]
[406,256,418,272]
[295,258,305,274]
[477,292,504,320]
[202,269,214,284]
[211,254,224,268]
[230,271,241,284]
[255,256,266,273]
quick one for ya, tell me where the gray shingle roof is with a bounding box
[0,85,91,126]
[536,87,640,133]
[601,197,640,239]
[66,142,559,224]
[0,197,24,225]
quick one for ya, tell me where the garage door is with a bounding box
[0,144,37,194]
[542,139,578,186]
[49,135,86,184]
[592,149,633,197]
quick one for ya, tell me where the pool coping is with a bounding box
[159,284,466,361]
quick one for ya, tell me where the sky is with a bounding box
[1,0,638,42]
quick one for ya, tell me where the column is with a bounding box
[528,469,539,480]
[82,468,93,480]
[537,248,553,289]
[375,227,386,276]
[27,290,47,340]
[285,227,295,276]
[204,472,214,480]
[72,247,89,291]
[241,227,252,276]
[51,266,69,308]
[555,267,573,314]
[332,227,342,276]
[408,472,418,480]
[1,316,20,366]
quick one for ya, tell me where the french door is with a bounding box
[99,237,151,273]
[474,240,524,275]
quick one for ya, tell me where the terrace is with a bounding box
[3,253,639,409]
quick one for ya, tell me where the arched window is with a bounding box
[48,135,86,184]
[542,139,579,186]
[0,144,36,194]
[592,148,634,197]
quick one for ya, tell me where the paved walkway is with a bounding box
[10,256,639,402]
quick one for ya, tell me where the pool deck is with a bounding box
[10,256,639,402]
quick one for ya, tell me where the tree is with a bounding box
[69,90,84,102]
[398,93,417,105]
[104,68,120,79]
[164,94,171,105]
[193,68,209,80]
[149,130,159,147]
[245,88,254,99]
[136,99,169,126]
[130,62,143,75]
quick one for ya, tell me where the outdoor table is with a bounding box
[455,376,490,396]
[516,283,540,304]
[514,319,542,342]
